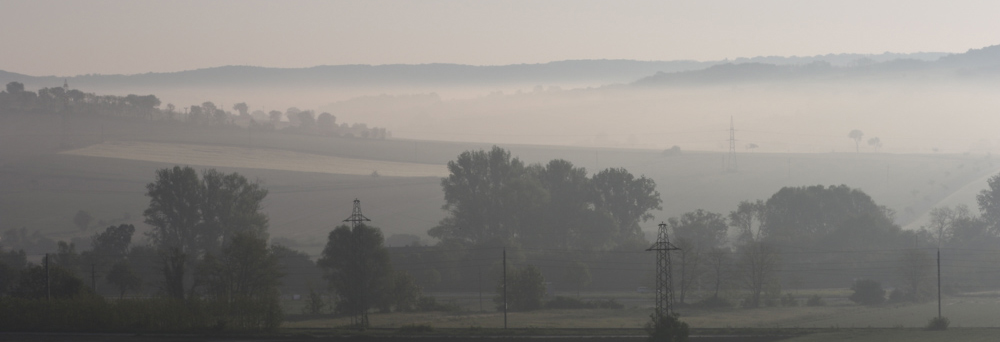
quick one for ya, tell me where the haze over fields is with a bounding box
[9,2,1000,336]
[1,5,1000,245]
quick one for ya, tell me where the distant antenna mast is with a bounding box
[343,198,371,228]
[726,116,737,173]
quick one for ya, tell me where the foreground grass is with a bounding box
[784,328,1000,342]
[284,294,1000,331]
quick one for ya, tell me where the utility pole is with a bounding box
[503,247,507,329]
[647,222,680,318]
[479,268,483,312]
[937,248,942,320]
[45,253,50,301]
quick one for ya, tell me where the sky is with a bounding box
[1,0,999,76]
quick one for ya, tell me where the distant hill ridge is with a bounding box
[635,44,1000,86]
[0,49,964,89]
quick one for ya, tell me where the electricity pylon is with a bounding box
[647,221,680,317]
[343,198,371,228]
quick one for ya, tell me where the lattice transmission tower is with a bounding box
[343,198,371,228]
[646,221,680,317]
[726,116,737,173]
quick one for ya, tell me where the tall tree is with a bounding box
[738,240,779,308]
[232,102,249,118]
[848,129,864,153]
[200,169,269,251]
[268,110,283,124]
[529,159,594,249]
[867,137,882,152]
[5,82,24,94]
[144,166,269,299]
[669,209,728,303]
[144,166,203,299]
[591,167,662,247]
[317,112,337,131]
[430,146,546,246]
[318,224,393,328]
[729,200,767,243]
[199,232,283,329]
[977,172,1000,235]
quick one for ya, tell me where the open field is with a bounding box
[784,329,1000,342]
[62,141,448,178]
[281,290,1000,330]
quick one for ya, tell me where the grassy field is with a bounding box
[279,289,1000,331]
[784,329,1000,342]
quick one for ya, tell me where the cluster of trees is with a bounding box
[668,184,926,308]
[431,146,661,251]
[0,81,160,119]
[0,167,291,330]
[251,106,390,139]
[0,165,439,331]
[847,129,882,152]
[0,82,389,140]
[318,224,430,327]
[385,146,661,310]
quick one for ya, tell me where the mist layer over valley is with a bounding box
[4,43,1000,336]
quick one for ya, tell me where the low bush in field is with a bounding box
[806,294,826,307]
[926,316,949,330]
[645,312,689,342]
[781,293,799,307]
[544,296,624,310]
[694,295,732,309]
[849,279,886,305]
[415,296,462,312]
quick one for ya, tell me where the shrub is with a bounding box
[543,297,624,310]
[494,265,546,312]
[415,296,461,312]
[694,296,731,309]
[591,298,625,309]
[806,294,825,307]
[926,316,949,330]
[849,279,885,305]
[545,296,591,309]
[645,312,689,342]
[781,293,799,307]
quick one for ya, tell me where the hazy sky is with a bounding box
[2,0,998,76]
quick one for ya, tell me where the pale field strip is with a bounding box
[61,141,448,178]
